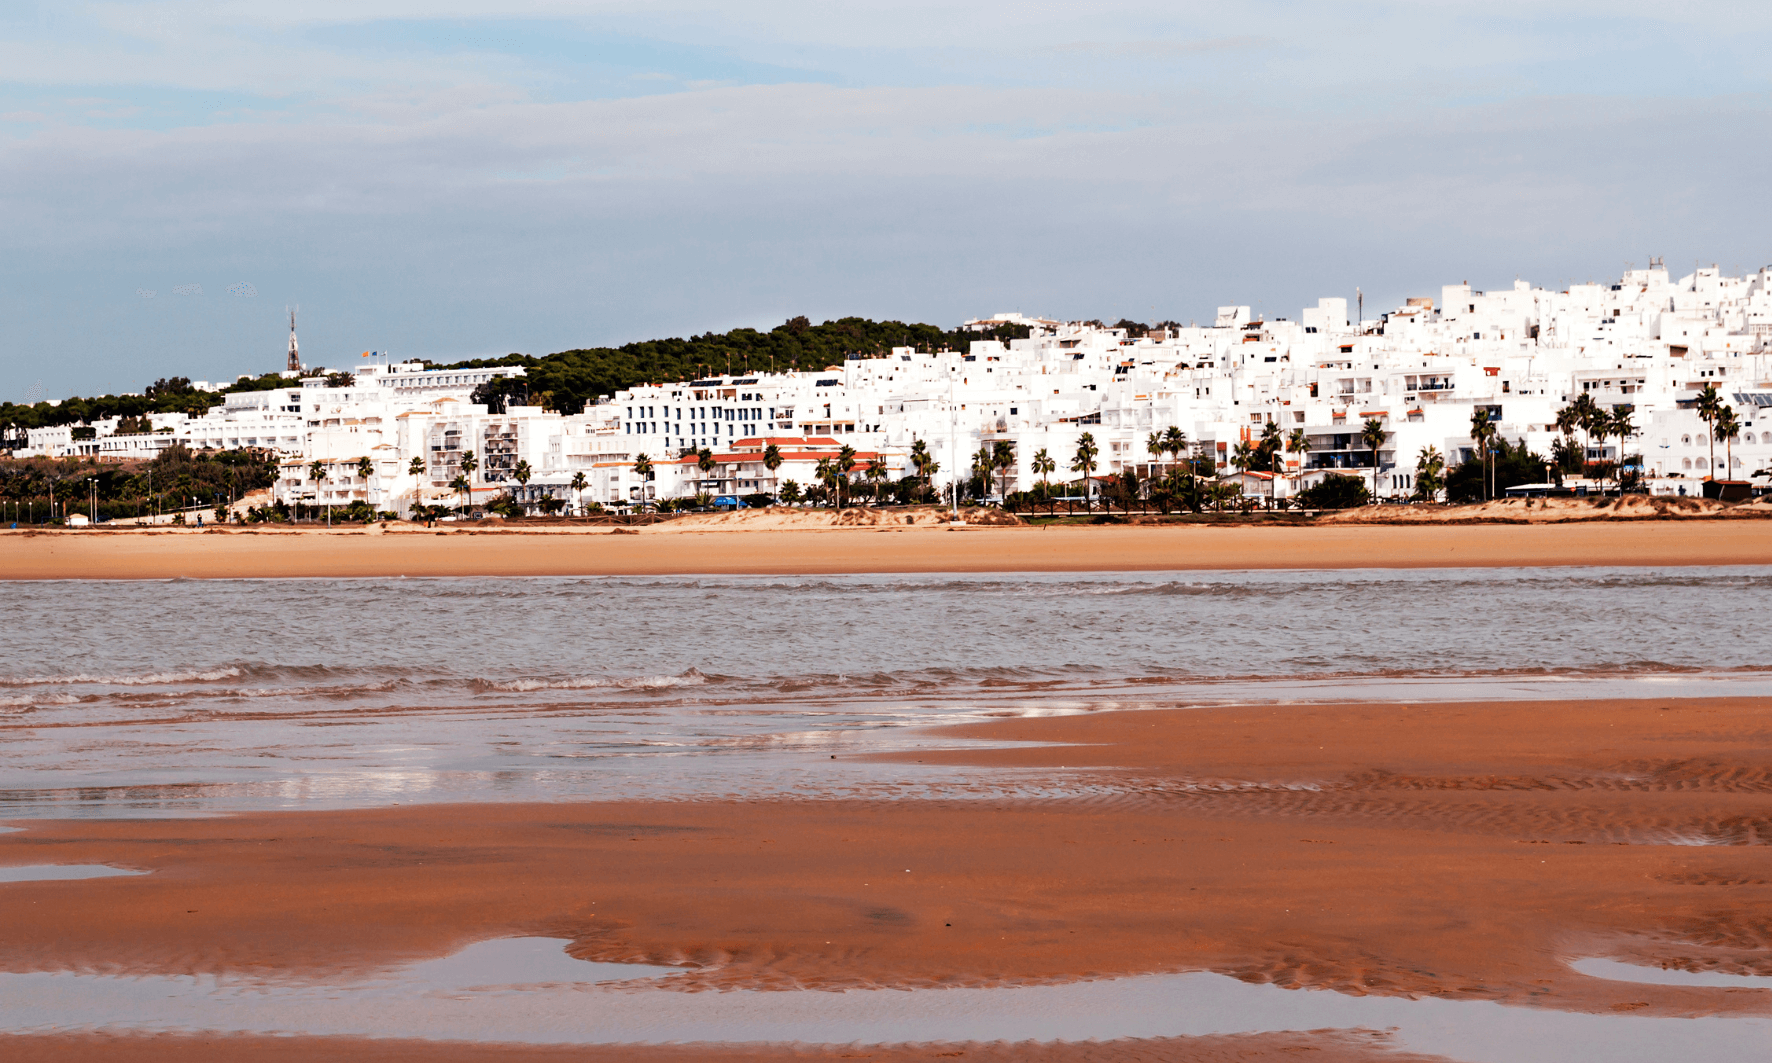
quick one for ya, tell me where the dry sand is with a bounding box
[1319,494,1771,524]
[4,694,1770,1063]
[2,517,1769,579]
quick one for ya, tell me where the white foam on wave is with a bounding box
[0,667,242,687]
[488,670,707,693]
[0,693,79,709]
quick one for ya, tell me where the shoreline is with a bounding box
[4,521,1771,578]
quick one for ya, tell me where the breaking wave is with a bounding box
[479,668,711,693]
[0,667,243,687]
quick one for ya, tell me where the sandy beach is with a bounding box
[3,518,1770,579]
[5,695,1770,1060]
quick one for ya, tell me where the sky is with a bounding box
[4,1,1772,400]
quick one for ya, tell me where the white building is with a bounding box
[25,262,1772,510]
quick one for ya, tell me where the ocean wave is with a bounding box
[0,667,243,687]
[0,692,80,710]
[479,668,711,693]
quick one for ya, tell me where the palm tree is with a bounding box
[1231,440,1256,474]
[1032,448,1055,490]
[854,458,878,503]
[1469,409,1494,500]
[837,444,857,508]
[1259,420,1282,465]
[1070,432,1099,506]
[1714,405,1741,482]
[814,457,837,505]
[1285,428,1311,497]
[1610,407,1634,457]
[1146,431,1165,472]
[991,439,1016,499]
[1413,445,1444,502]
[570,470,587,514]
[511,459,532,513]
[696,447,716,500]
[971,444,993,502]
[1695,383,1723,480]
[1360,417,1387,500]
[449,473,470,512]
[1162,426,1187,464]
[910,439,939,503]
[1588,415,1612,487]
[308,460,327,521]
[408,455,426,478]
[1616,407,1637,488]
[459,449,477,479]
[762,443,783,499]
[909,437,931,490]
[1555,402,1583,442]
[1569,391,1600,440]
[633,452,654,510]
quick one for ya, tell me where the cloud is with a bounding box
[1052,36,1268,59]
[4,2,1772,396]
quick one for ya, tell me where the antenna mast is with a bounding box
[287,307,301,373]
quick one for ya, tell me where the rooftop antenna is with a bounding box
[287,306,301,373]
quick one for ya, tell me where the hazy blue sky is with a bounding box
[4,1,1771,399]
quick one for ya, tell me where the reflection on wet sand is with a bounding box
[3,935,1770,1063]
[6,696,1772,1063]
[0,865,144,883]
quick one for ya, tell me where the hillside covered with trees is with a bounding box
[451,316,1026,414]
[2,316,1021,436]
[0,373,292,447]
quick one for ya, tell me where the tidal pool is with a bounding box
[0,864,144,883]
[4,937,1770,1062]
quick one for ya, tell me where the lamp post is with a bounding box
[949,377,959,518]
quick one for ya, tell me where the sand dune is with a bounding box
[1319,494,1767,524]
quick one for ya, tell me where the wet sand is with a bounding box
[4,695,1771,1063]
[0,1031,1442,1063]
[3,520,1771,579]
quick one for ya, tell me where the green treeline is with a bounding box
[0,445,279,524]
[446,316,1023,413]
[2,317,1016,436]
[0,373,292,443]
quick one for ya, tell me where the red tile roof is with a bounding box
[671,448,884,466]
[730,436,843,449]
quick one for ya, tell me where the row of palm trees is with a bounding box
[1694,383,1746,482]
[1474,382,1747,500]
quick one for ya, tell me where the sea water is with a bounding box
[3,566,1771,815]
